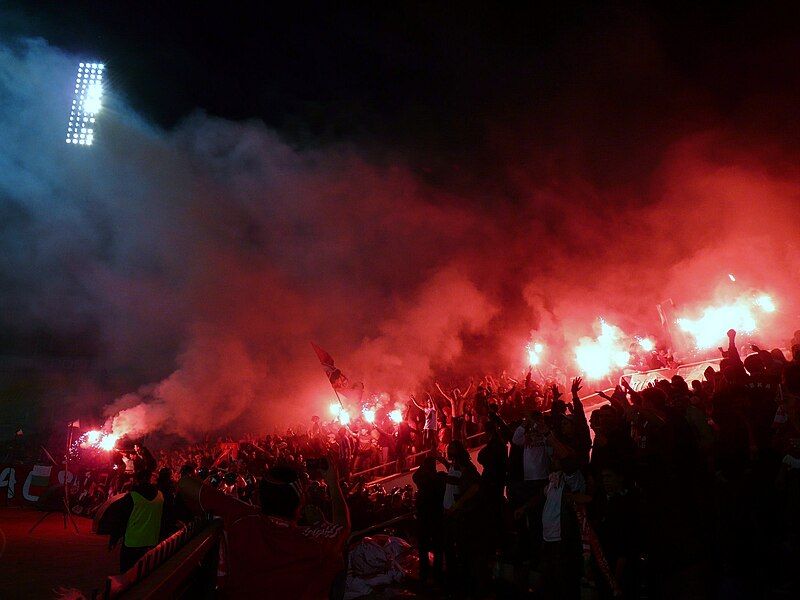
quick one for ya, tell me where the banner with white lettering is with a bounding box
[0,463,66,505]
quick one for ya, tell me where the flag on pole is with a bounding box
[311,343,364,402]
[68,419,80,428]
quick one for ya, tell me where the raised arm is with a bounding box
[410,394,425,412]
[570,377,587,419]
[372,423,390,438]
[726,329,741,364]
[435,382,453,403]
[617,381,636,407]
[499,383,517,400]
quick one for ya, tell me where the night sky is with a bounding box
[9,3,800,177]
[1,2,799,436]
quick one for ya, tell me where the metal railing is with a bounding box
[351,430,488,483]
[356,391,624,488]
[93,517,222,599]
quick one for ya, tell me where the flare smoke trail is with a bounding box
[1,38,799,437]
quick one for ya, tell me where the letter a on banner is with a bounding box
[0,467,17,500]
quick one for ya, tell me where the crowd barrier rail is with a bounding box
[620,357,723,391]
[92,517,222,599]
[352,430,488,484]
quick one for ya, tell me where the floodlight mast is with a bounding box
[66,61,105,146]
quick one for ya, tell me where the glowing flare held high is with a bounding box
[526,342,545,366]
[99,433,120,451]
[362,407,376,424]
[574,319,631,379]
[637,337,655,352]
[677,293,777,349]
[79,429,119,452]
[755,294,776,313]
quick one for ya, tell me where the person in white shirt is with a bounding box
[511,411,554,561]
[536,456,589,600]
[437,441,480,597]
[512,414,552,482]
[411,393,441,451]
[541,466,586,542]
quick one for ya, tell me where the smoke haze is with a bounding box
[1,38,799,437]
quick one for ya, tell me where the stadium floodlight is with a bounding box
[66,62,105,146]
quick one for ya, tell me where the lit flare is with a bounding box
[677,293,776,349]
[526,342,545,366]
[637,337,655,352]
[574,319,631,379]
[362,407,376,424]
[79,429,119,452]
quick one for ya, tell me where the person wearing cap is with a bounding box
[178,456,350,599]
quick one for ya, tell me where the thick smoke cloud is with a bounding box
[1,39,798,437]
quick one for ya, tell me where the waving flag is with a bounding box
[311,343,364,402]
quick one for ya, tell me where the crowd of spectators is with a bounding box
[404,329,800,598]
[82,367,571,507]
[9,327,800,598]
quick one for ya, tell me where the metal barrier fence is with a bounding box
[351,393,608,486]
[351,430,488,483]
[93,517,222,599]
[358,391,623,489]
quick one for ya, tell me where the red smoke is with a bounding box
[99,131,799,438]
[2,41,799,438]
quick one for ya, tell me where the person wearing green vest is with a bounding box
[107,468,165,572]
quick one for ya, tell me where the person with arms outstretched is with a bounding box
[436,381,473,442]
[411,392,441,451]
